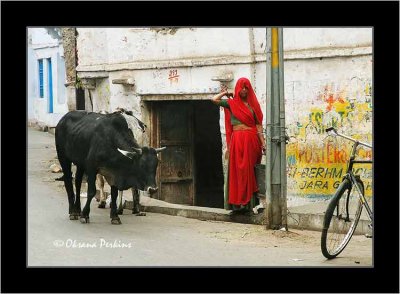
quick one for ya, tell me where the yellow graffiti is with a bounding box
[356,102,371,112]
[286,159,373,197]
[333,99,351,115]
[287,81,373,198]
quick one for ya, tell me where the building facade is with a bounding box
[74,27,373,208]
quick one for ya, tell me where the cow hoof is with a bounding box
[135,212,146,216]
[98,202,106,208]
[117,209,123,215]
[80,216,90,223]
[69,214,79,220]
[111,218,122,225]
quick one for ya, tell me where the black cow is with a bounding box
[96,108,146,216]
[55,110,165,224]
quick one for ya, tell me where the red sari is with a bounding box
[224,78,263,206]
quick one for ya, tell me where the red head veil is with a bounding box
[223,77,263,149]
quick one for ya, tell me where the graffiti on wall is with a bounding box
[168,69,179,84]
[286,78,373,198]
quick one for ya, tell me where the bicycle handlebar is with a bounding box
[325,127,372,149]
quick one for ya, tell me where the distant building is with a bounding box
[28,28,68,129]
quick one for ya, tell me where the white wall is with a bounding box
[283,28,372,51]
[90,78,111,112]
[31,28,59,47]
[78,28,253,68]
[27,46,36,120]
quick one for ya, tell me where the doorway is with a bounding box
[76,88,85,110]
[150,100,224,208]
[192,101,224,208]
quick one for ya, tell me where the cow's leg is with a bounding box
[73,166,84,219]
[133,188,146,216]
[58,158,76,220]
[117,190,124,215]
[110,186,121,224]
[80,173,96,223]
[97,174,107,208]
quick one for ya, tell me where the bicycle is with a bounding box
[321,127,373,259]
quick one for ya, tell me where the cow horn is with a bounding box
[155,147,166,153]
[117,148,136,159]
[132,147,142,155]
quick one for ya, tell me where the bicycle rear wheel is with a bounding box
[321,178,364,259]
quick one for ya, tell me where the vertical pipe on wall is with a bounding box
[278,28,288,230]
[271,28,281,227]
[265,28,273,228]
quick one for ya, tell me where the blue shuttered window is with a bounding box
[47,58,53,113]
[38,59,44,98]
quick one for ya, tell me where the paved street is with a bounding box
[28,127,372,267]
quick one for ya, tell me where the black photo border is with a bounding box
[1,1,398,293]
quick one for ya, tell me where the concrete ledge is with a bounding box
[126,197,371,234]
[287,212,371,235]
[125,199,267,225]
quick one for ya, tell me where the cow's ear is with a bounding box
[118,148,138,159]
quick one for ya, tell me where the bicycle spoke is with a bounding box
[322,180,364,257]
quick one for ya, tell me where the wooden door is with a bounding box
[156,101,194,205]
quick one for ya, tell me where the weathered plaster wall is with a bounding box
[78,28,250,68]
[283,28,372,205]
[77,28,108,69]
[61,28,77,84]
[109,74,141,115]
[90,78,111,113]
[76,28,269,73]
[28,43,36,120]
[283,28,372,51]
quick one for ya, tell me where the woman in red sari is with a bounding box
[211,77,266,214]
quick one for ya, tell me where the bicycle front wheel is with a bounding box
[321,178,364,259]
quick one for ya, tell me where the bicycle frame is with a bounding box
[327,128,373,223]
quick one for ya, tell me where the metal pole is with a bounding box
[271,27,281,228]
[265,27,287,230]
[278,28,288,230]
[265,28,273,228]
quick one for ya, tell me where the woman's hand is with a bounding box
[211,86,232,104]
[221,85,233,98]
